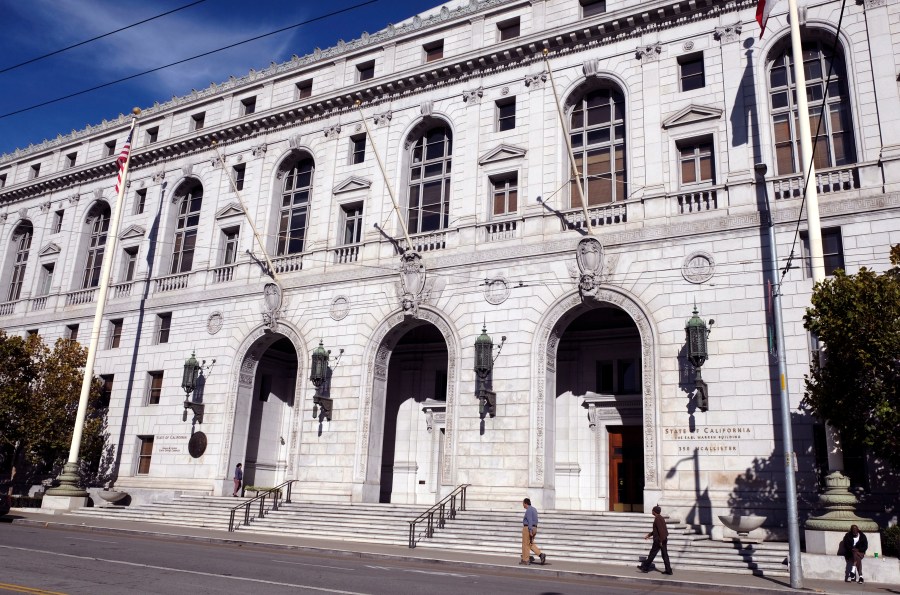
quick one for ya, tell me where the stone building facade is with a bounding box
[1,0,898,531]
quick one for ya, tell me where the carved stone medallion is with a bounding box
[330,295,350,320]
[483,277,510,305]
[262,283,283,328]
[207,311,224,335]
[682,251,716,284]
[575,237,605,300]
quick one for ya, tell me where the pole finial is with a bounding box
[132,107,141,116]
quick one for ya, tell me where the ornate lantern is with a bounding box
[309,340,333,420]
[473,325,505,418]
[182,351,200,396]
[684,305,714,412]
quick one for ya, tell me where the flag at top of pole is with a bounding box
[757,0,783,38]
[114,129,133,194]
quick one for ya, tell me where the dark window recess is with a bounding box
[434,370,448,401]
[99,374,114,408]
[108,319,123,349]
[147,372,163,405]
[617,359,641,393]
[65,152,77,168]
[67,324,79,342]
[104,141,116,157]
[31,163,41,179]
[296,79,312,99]
[580,0,606,17]
[146,127,159,144]
[350,134,366,164]
[134,189,147,215]
[424,40,444,63]
[496,98,516,132]
[498,17,520,41]
[679,53,705,91]
[357,61,375,81]
[596,360,614,393]
[191,112,205,130]
[232,164,246,191]
[801,228,845,277]
[52,210,64,233]
[156,313,171,344]
[241,97,256,116]
[0,174,7,188]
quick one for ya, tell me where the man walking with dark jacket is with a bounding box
[639,505,673,575]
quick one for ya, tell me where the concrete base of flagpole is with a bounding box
[41,462,89,511]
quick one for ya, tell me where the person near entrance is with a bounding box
[842,524,868,583]
[639,505,672,575]
[232,463,243,497]
[520,498,546,566]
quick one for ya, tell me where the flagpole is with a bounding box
[43,108,141,510]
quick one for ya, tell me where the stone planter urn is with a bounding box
[97,489,128,504]
[718,514,767,541]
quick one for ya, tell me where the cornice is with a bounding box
[1,0,759,204]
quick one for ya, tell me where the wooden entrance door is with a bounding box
[608,426,644,512]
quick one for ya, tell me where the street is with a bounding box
[0,523,717,595]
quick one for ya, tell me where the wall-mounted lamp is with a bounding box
[685,304,714,412]
[310,340,343,421]
[182,351,215,424]
[474,325,506,418]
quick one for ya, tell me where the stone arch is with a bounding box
[219,321,308,485]
[531,288,661,508]
[354,306,461,502]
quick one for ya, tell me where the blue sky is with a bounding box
[0,0,443,156]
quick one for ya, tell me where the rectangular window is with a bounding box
[232,164,245,191]
[490,172,518,217]
[191,112,205,131]
[145,126,159,144]
[26,329,38,338]
[617,358,641,393]
[65,152,77,168]
[122,246,138,282]
[155,313,172,344]
[0,174,6,188]
[67,324,79,342]
[356,60,375,82]
[678,140,715,186]
[296,79,312,99]
[38,263,54,296]
[496,98,516,132]
[341,203,364,245]
[104,140,116,157]
[679,53,706,92]
[147,371,163,405]
[580,0,606,17]
[240,97,256,116]
[108,319,123,349]
[134,188,147,215]
[30,164,40,179]
[498,17,520,41]
[595,360,614,393]
[222,227,240,265]
[350,134,366,165]
[424,40,444,63]
[801,227,845,277]
[136,436,154,474]
[99,374,114,407]
[52,210,64,233]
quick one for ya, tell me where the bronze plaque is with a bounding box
[188,431,207,458]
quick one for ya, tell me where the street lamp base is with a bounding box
[42,462,89,510]
[40,494,89,511]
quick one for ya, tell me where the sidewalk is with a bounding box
[3,509,892,595]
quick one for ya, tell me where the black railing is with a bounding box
[407,484,470,548]
[228,479,297,532]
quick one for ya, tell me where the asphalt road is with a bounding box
[0,523,712,595]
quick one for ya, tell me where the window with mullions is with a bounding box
[678,140,715,186]
[277,157,314,255]
[82,203,111,289]
[768,39,856,175]
[569,87,627,207]
[341,203,364,245]
[6,222,33,302]
[170,185,202,274]
[407,126,452,234]
[490,173,518,217]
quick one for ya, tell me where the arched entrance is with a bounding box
[355,309,460,504]
[223,326,304,494]
[532,290,661,511]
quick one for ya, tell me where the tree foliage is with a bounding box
[0,332,108,492]
[803,245,900,470]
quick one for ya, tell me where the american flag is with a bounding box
[114,129,133,194]
[756,0,783,38]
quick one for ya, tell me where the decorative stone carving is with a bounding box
[419,100,434,117]
[0,213,7,224]
[323,124,341,139]
[575,237,608,300]
[483,277,510,305]
[478,143,527,166]
[683,41,695,51]
[422,399,446,433]
[582,59,600,77]
[18,207,28,220]
[524,71,547,88]
[393,251,446,318]
[40,202,51,214]
[714,22,743,44]
[501,86,509,96]
[864,0,886,7]
[373,110,393,126]
[207,311,223,335]
[288,134,303,149]
[152,170,166,184]
[682,251,716,284]
[635,43,662,63]
[210,155,223,169]
[181,164,193,177]
[330,295,350,320]
[67,195,80,206]
[261,283,283,329]
[251,143,267,158]
[93,189,103,201]
[462,87,484,104]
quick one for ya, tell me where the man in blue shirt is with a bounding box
[521,498,546,565]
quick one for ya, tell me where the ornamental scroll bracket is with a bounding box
[261,282,284,330]
[395,251,445,318]
[574,237,612,300]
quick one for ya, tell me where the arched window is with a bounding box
[407,126,452,234]
[171,183,203,274]
[569,87,627,206]
[82,203,111,289]
[768,39,855,175]
[6,222,33,302]
[277,156,314,255]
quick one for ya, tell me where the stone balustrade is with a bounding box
[674,187,719,214]
[210,265,235,284]
[65,287,97,306]
[0,300,18,316]
[564,203,627,230]
[482,218,520,242]
[771,165,859,199]
[334,244,360,264]
[272,253,303,274]
[154,272,190,293]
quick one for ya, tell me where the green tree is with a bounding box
[0,332,107,493]
[803,245,900,470]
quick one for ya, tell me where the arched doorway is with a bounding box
[225,330,302,493]
[555,306,643,511]
[355,309,460,504]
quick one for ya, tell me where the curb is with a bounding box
[8,516,801,594]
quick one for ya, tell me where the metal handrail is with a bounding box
[407,483,470,548]
[228,479,297,532]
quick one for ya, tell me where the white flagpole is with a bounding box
[43,108,141,508]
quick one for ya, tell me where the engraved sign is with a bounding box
[156,434,189,454]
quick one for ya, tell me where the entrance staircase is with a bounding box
[70,495,789,577]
